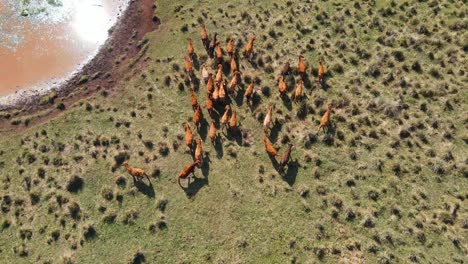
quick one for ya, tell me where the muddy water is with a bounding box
[0,0,128,97]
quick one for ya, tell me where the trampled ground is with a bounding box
[0,0,467,263]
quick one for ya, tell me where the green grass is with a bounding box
[1,0,467,263]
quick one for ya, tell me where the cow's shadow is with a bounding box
[280,160,299,186]
[214,135,224,159]
[134,180,155,198]
[269,121,283,143]
[183,175,208,198]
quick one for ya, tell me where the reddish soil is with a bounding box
[0,0,159,133]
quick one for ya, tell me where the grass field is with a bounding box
[0,0,467,263]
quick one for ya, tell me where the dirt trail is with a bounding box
[0,0,159,133]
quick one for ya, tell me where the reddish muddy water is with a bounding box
[0,0,128,97]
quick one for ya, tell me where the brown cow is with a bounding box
[228,71,241,94]
[215,64,223,84]
[297,55,306,78]
[230,55,238,73]
[184,123,194,151]
[226,37,234,57]
[220,105,230,130]
[229,109,237,131]
[263,106,273,132]
[208,119,217,144]
[206,73,214,96]
[208,32,217,57]
[318,60,325,85]
[244,35,256,60]
[201,24,208,48]
[263,135,278,156]
[318,103,333,133]
[177,161,200,187]
[278,76,287,96]
[293,79,303,102]
[190,88,198,111]
[194,138,203,165]
[279,144,293,170]
[201,64,209,83]
[244,79,255,105]
[193,104,202,129]
[187,38,194,58]
[205,96,214,117]
[215,41,223,63]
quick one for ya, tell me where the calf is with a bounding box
[123,161,151,183]
[184,56,194,79]
[218,80,227,102]
[212,84,220,102]
[205,96,214,117]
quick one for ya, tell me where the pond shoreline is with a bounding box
[0,0,158,119]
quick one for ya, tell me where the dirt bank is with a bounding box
[0,0,159,131]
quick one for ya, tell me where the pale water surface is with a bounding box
[0,0,128,97]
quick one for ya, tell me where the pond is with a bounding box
[0,0,128,97]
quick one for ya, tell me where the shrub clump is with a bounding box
[130,251,145,264]
[123,209,139,225]
[362,216,376,228]
[101,187,114,201]
[158,142,170,156]
[68,202,81,220]
[83,224,97,240]
[367,64,381,78]
[345,208,356,221]
[392,50,405,61]
[66,176,84,193]
[114,152,129,166]
[227,147,237,158]
[102,211,117,224]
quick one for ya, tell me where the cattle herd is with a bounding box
[125,24,333,190]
